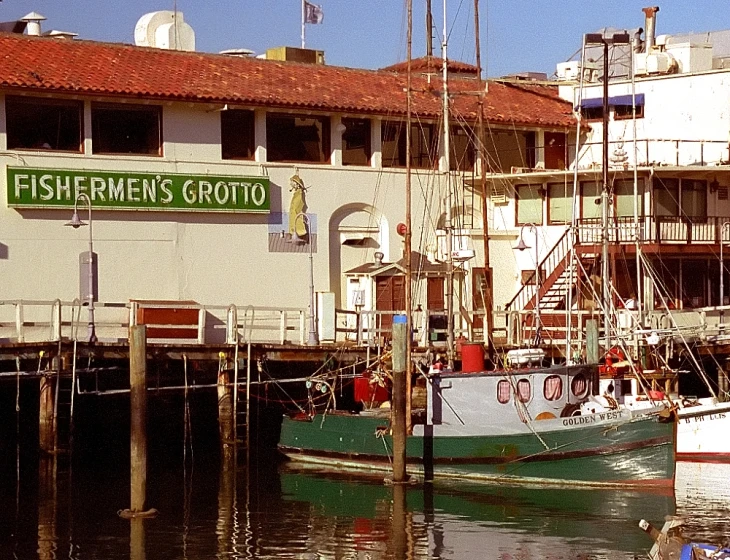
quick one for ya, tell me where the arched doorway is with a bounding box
[328,204,389,308]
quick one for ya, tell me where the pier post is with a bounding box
[391,314,408,483]
[586,319,599,365]
[217,354,235,467]
[38,373,56,454]
[129,325,148,514]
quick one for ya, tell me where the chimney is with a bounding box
[642,6,659,51]
[374,251,384,266]
[20,12,46,36]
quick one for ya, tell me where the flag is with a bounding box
[304,1,324,25]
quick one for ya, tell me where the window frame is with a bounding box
[5,95,83,153]
[381,119,438,169]
[547,181,575,224]
[91,102,162,156]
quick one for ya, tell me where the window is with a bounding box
[580,181,601,221]
[382,120,437,169]
[580,106,603,121]
[267,113,330,163]
[516,184,543,225]
[654,177,679,217]
[342,117,371,166]
[548,182,574,224]
[497,379,511,404]
[92,103,161,155]
[516,379,531,403]
[614,104,644,120]
[543,375,563,401]
[682,179,707,220]
[5,96,82,152]
[614,179,644,218]
[451,125,475,171]
[653,178,706,220]
[571,373,588,397]
[221,109,255,160]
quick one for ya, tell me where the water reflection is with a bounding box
[5,449,730,559]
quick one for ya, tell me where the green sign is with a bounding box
[7,167,270,213]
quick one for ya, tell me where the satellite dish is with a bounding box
[134,11,195,52]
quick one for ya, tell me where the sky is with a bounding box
[1,1,729,78]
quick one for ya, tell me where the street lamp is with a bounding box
[294,212,319,346]
[721,221,730,306]
[514,223,540,336]
[65,193,97,343]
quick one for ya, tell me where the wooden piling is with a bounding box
[217,357,235,468]
[39,374,55,454]
[391,314,408,483]
[129,325,148,514]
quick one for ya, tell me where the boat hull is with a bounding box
[676,399,730,461]
[279,411,675,488]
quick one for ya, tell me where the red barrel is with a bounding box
[461,343,485,373]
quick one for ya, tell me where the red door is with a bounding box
[375,275,405,334]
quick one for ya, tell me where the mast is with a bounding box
[442,0,455,369]
[405,0,413,431]
[601,38,612,353]
[474,0,493,357]
[426,0,433,57]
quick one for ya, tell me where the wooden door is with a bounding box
[544,132,566,170]
[375,275,405,333]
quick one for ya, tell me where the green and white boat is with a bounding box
[279,363,676,488]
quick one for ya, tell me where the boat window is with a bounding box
[543,375,563,401]
[221,109,255,160]
[497,380,511,404]
[342,118,371,166]
[571,373,588,397]
[92,103,161,155]
[516,184,543,225]
[5,96,83,152]
[266,113,331,163]
[517,379,531,403]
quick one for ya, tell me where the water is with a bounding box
[2,446,730,560]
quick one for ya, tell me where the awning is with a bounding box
[580,93,645,109]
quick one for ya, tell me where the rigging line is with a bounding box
[640,253,716,396]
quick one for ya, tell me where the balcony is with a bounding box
[576,216,730,246]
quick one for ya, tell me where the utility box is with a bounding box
[78,251,98,302]
[265,46,325,65]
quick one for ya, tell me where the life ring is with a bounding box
[560,403,582,417]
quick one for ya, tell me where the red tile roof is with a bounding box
[381,56,479,76]
[0,33,576,128]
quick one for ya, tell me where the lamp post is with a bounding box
[65,193,97,343]
[514,223,540,336]
[584,31,630,346]
[295,212,319,346]
[721,221,730,307]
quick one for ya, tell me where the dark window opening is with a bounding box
[267,113,330,163]
[581,106,603,121]
[221,109,255,160]
[382,120,437,169]
[614,104,644,120]
[6,96,83,152]
[451,125,475,171]
[92,103,161,155]
[342,117,371,166]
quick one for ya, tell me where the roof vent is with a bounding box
[219,48,255,57]
[134,11,195,52]
[20,12,45,36]
[43,30,78,40]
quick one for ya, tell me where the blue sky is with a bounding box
[2,1,728,77]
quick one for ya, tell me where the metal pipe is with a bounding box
[295,213,318,345]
